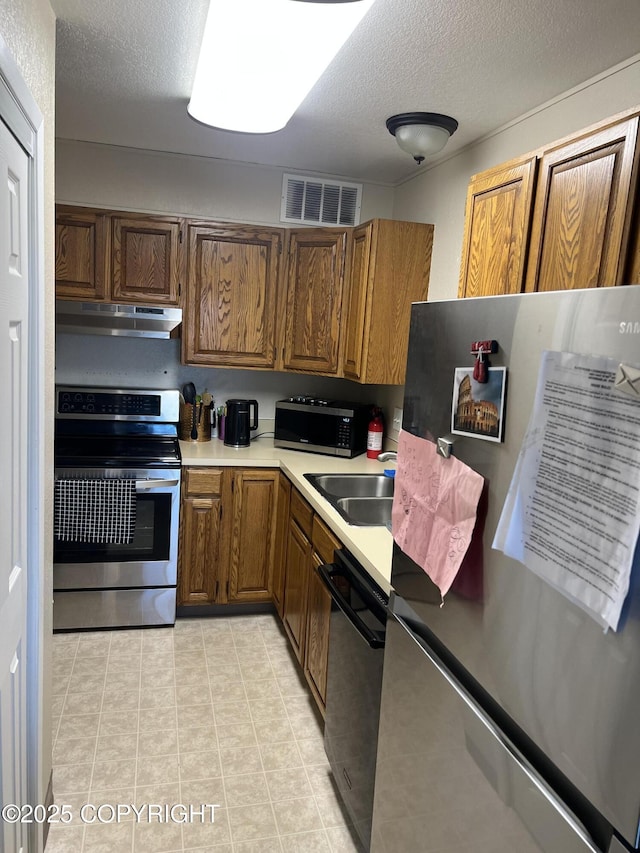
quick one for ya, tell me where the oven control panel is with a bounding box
[55,387,180,422]
[58,390,161,416]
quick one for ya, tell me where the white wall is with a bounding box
[55,139,395,225]
[393,55,640,302]
[0,0,56,837]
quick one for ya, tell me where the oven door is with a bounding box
[53,467,180,589]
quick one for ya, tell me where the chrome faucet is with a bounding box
[377,451,397,462]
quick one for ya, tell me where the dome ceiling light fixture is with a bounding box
[386,112,459,164]
[188,0,376,134]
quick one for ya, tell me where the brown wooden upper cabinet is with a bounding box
[281,227,348,374]
[55,205,436,382]
[55,206,109,300]
[343,219,433,384]
[183,222,284,369]
[111,215,184,304]
[55,206,184,305]
[458,109,640,297]
[525,114,639,292]
[458,156,537,298]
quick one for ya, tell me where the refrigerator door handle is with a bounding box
[395,613,601,853]
[318,563,385,649]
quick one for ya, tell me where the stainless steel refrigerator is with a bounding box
[371,287,640,853]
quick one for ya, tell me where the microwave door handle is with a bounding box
[318,563,385,649]
[135,478,179,490]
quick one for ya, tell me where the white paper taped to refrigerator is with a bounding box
[493,350,640,632]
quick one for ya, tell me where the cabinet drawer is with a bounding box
[290,488,313,537]
[184,467,223,496]
[312,515,342,565]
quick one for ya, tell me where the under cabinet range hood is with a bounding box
[55,300,182,339]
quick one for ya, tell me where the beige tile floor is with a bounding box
[46,613,362,853]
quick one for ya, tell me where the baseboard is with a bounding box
[176,602,275,618]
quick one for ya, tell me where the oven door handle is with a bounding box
[135,478,179,490]
[318,563,385,649]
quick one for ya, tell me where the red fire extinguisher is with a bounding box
[366,407,384,459]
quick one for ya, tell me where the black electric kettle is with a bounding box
[224,399,259,447]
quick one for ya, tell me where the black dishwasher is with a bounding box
[319,549,389,852]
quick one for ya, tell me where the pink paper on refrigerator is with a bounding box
[391,430,484,600]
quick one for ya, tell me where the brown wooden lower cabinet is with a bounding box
[178,466,278,607]
[178,468,224,606]
[282,515,311,663]
[272,474,291,617]
[304,552,332,711]
[281,486,342,714]
[228,469,278,603]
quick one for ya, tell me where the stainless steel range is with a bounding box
[53,386,182,631]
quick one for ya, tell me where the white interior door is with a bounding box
[0,116,30,853]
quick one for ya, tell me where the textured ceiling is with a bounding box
[52,0,640,185]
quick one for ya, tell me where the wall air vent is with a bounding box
[281,173,362,227]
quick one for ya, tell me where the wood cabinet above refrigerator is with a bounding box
[457,156,537,298]
[458,107,640,297]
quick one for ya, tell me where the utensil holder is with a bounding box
[179,403,211,442]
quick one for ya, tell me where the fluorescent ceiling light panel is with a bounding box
[188,0,375,133]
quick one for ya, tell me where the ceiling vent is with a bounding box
[281,173,362,227]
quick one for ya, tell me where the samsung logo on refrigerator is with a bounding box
[619,321,640,334]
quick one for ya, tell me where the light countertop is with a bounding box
[179,436,394,593]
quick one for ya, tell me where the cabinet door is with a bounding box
[272,474,291,618]
[184,223,283,368]
[344,219,433,384]
[228,470,277,603]
[458,156,537,298]
[311,514,341,565]
[112,215,183,305]
[342,222,373,380]
[525,115,640,292]
[304,552,332,713]
[55,206,108,300]
[282,228,347,374]
[282,518,311,664]
[179,495,222,605]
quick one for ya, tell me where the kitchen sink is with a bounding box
[306,474,394,499]
[305,473,395,526]
[336,497,393,526]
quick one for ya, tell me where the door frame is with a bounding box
[0,31,47,853]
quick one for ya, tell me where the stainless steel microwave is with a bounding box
[274,397,372,458]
